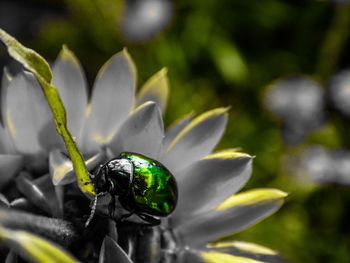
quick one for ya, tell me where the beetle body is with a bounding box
[92,152,178,225]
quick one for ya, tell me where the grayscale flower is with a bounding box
[264,75,325,144]
[298,145,350,186]
[121,0,173,42]
[328,69,350,118]
[0,46,287,262]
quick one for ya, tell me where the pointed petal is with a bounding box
[15,173,62,217]
[52,45,88,138]
[0,124,16,154]
[207,241,284,263]
[10,198,36,212]
[108,101,164,159]
[5,71,62,155]
[0,154,23,188]
[5,250,18,263]
[201,251,264,263]
[99,236,133,263]
[49,149,73,185]
[108,220,119,243]
[80,49,137,154]
[135,68,169,113]
[162,108,228,173]
[174,189,287,248]
[1,67,12,123]
[0,226,79,263]
[209,241,277,256]
[181,248,264,263]
[49,149,106,185]
[1,68,20,154]
[0,193,10,207]
[33,175,63,218]
[162,112,194,152]
[171,151,253,227]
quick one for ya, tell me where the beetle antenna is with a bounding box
[85,192,103,227]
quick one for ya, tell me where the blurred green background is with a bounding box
[1,0,350,262]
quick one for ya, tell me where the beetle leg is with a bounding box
[138,213,161,226]
[120,212,134,222]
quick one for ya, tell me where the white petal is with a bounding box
[5,71,63,155]
[174,189,287,248]
[15,173,62,217]
[79,49,136,155]
[1,68,18,154]
[99,236,133,263]
[171,150,253,227]
[181,248,265,263]
[0,154,23,187]
[162,112,193,152]
[50,149,106,186]
[0,124,16,154]
[52,45,88,139]
[162,108,228,173]
[135,68,169,113]
[207,241,283,263]
[108,101,164,159]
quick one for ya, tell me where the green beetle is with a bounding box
[87,152,178,226]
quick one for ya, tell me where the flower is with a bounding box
[120,0,174,42]
[296,145,350,186]
[0,44,287,262]
[327,69,350,118]
[263,75,325,144]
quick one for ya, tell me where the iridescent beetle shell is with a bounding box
[120,152,178,216]
[93,152,178,224]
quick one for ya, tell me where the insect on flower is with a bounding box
[86,152,178,227]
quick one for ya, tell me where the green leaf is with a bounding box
[0,29,52,83]
[0,226,79,263]
[0,28,93,196]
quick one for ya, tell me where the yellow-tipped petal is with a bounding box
[201,251,263,263]
[135,67,169,113]
[80,48,137,155]
[53,45,88,138]
[167,107,228,152]
[108,101,164,159]
[175,188,287,248]
[171,150,253,227]
[208,241,278,256]
[216,189,288,211]
[203,149,252,160]
[0,226,78,263]
[163,107,228,172]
